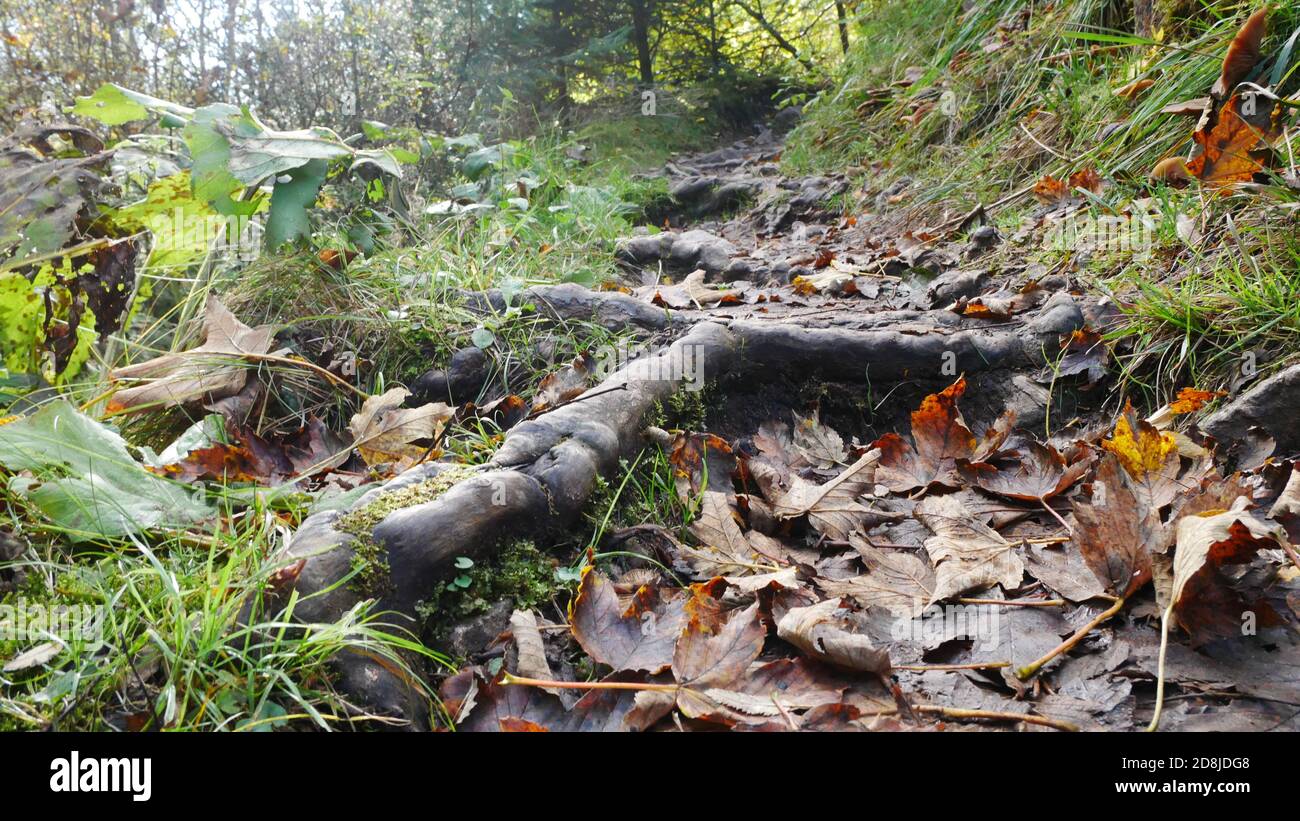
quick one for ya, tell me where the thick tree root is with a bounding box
[271,293,1085,725]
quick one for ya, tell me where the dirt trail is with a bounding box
[271,119,1298,729]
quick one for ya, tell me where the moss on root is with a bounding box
[334,464,478,596]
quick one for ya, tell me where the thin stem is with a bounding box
[1146,603,1175,733]
[916,705,1079,732]
[500,673,677,693]
[1016,595,1127,679]
[1040,498,1073,535]
[956,597,1066,608]
[895,661,1009,671]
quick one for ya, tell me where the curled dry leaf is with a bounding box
[1072,453,1162,598]
[107,296,274,414]
[1054,327,1108,384]
[1212,7,1268,98]
[775,598,891,674]
[916,493,1024,603]
[347,387,454,467]
[1171,504,1289,643]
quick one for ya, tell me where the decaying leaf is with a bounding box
[818,534,935,617]
[775,598,891,674]
[568,567,691,673]
[772,451,880,541]
[348,387,454,467]
[531,351,595,412]
[686,491,772,576]
[916,493,1024,602]
[1072,453,1162,598]
[1054,327,1108,384]
[958,440,1093,503]
[107,297,274,414]
[873,378,978,493]
[1171,504,1288,643]
[1186,92,1282,187]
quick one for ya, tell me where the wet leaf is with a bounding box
[818,534,935,617]
[568,567,691,673]
[775,598,890,674]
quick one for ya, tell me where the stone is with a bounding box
[445,598,515,659]
[1202,364,1300,457]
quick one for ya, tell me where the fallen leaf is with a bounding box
[107,297,274,414]
[916,493,1024,602]
[1072,453,1163,598]
[772,451,879,540]
[775,598,891,674]
[1212,7,1268,97]
[686,491,772,576]
[818,534,935,617]
[348,387,454,467]
[531,351,595,412]
[3,641,61,672]
[958,440,1094,503]
[568,567,692,674]
[1187,92,1282,187]
[1171,504,1288,642]
[873,378,977,492]
[1101,406,1181,509]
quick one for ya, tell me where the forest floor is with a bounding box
[292,118,1300,733]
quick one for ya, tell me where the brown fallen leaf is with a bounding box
[568,567,693,673]
[916,493,1024,602]
[531,351,595,412]
[638,269,738,309]
[1072,453,1163,598]
[1114,77,1155,100]
[107,296,275,414]
[873,378,977,493]
[818,534,935,618]
[1212,7,1268,98]
[775,598,891,674]
[154,417,345,485]
[686,491,773,576]
[1033,168,1103,206]
[958,440,1094,503]
[347,387,454,467]
[790,408,847,469]
[663,429,732,501]
[772,451,880,541]
[1170,504,1288,643]
[1054,327,1108,384]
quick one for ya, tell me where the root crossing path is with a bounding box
[274,119,1097,724]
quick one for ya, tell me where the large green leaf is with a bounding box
[72,83,194,127]
[0,401,213,541]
